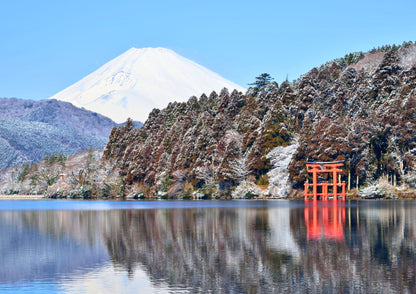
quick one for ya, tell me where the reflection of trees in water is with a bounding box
[1,202,415,293]
[0,210,105,247]
[290,202,416,293]
[0,210,108,283]
[102,208,298,293]
[97,204,416,293]
[352,203,416,292]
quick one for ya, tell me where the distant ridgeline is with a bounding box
[0,98,120,170]
[103,42,416,198]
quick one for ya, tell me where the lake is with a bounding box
[0,200,414,293]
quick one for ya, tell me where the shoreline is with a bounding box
[0,195,44,199]
[0,195,415,200]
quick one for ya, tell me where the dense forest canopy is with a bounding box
[102,43,416,198]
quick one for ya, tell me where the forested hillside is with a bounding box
[0,98,117,170]
[103,42,416,198]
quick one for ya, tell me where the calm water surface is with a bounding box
[0,200,415,293]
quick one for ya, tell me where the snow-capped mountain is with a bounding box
[51,47,245,123]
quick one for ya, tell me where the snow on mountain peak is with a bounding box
[51,47,245,123]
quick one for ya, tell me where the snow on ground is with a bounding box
[399,44,416,69]
[267,141,299,197]
[350,52,385,74]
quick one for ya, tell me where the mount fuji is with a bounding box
[50,47,246,123]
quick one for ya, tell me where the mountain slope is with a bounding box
[102,43,416,198]
[50,47,246,123]
[0,98,117,170]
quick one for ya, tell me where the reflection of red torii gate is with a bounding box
[304,204,345,240]
[304,161,346,201]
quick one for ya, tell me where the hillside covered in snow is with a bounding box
[51,47,245,123]
[0,98,117,170]
[101,42,416,198]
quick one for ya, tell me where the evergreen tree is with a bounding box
[17,162,31,182]
[249,73,274,88]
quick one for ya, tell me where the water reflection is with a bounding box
[0,210,108,286]
[102,208,301,292]
[0,200,415,293]
[304,202,345,241]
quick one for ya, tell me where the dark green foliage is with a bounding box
[17,162,31,182]
[44,153,67,165]
[80,186,92,199]
[369,43,404,53]
[343,52,365,66]
[262,102,291,153]
[6,189,19,195]
[244,190,257,199]
[249,73,274,88]
[160,173,172,192]
[41,170,59,186]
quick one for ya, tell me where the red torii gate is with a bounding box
[304,161,346,201]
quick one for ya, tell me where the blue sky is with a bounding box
[1,0,415,100]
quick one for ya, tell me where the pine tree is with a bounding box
[249,73,274,88]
